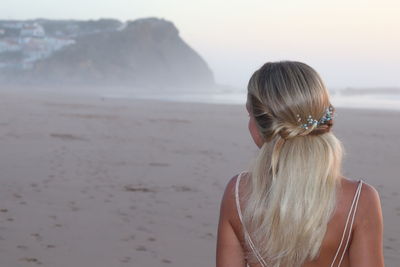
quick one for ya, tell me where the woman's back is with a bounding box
[225,173,383,267]
[216,61,384,267]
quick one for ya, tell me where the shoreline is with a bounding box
[2,86,400,112]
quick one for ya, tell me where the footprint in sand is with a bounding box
[136,245,147,251]
[17,245,28,250]
[171,185,195,192]
[42,178,52,184]
[31,233,43,242]
[161,259,172,264]
[200,232,215,239]
[50,133,88,141]
[120,235,135,242]
[19,257,42,265]
[117,211,129,217]
[120,256,131,263]
[70,206,79,211]
[149,162,170,167]
[68,201,80,212]
[13,193,22,199]
[137,225,151,233]
[31,184,42,192]
[0,208,8,213]
[123,185,155,193]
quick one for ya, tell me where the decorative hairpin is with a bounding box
[296,106,334,130]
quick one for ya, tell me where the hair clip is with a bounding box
[297,106,334,130]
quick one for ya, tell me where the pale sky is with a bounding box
[2,0,400,89]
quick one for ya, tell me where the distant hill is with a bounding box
[1,17,215,89]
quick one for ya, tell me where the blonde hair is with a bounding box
[243,61,344,266]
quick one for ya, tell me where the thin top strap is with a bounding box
[330,179,364,267]
[235,172,268,267]
[235,172,245,225]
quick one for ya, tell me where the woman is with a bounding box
[216,61,384,267]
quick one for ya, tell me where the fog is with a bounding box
[1,0,400,89]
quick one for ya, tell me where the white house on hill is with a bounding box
[20,23,45,38]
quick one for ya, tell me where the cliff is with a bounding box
[2,18,215,89]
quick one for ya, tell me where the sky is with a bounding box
[2,0,400,89]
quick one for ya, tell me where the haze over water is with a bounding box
[2,0,400,90]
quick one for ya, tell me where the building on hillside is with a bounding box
[0,39,21,53]
[20,23,45,38]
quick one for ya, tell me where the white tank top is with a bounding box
[235,172,363,267]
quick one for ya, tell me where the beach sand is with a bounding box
[0,90,398,266]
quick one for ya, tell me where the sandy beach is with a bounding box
[0,89,398,267]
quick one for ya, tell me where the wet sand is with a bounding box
[0,90,398,266]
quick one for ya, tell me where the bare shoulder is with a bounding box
[341,177,385,266]
[340,176,383,227]
[217,173,249,266]
[356,180,383,228]
[222,174,239,202]
[219,174,240,221]
[226,174,240,193]
[219,172,250,223]
[358,180,381,207]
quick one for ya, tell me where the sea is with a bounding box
[102,87,400,112]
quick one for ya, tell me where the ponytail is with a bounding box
[243,61,344,267]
